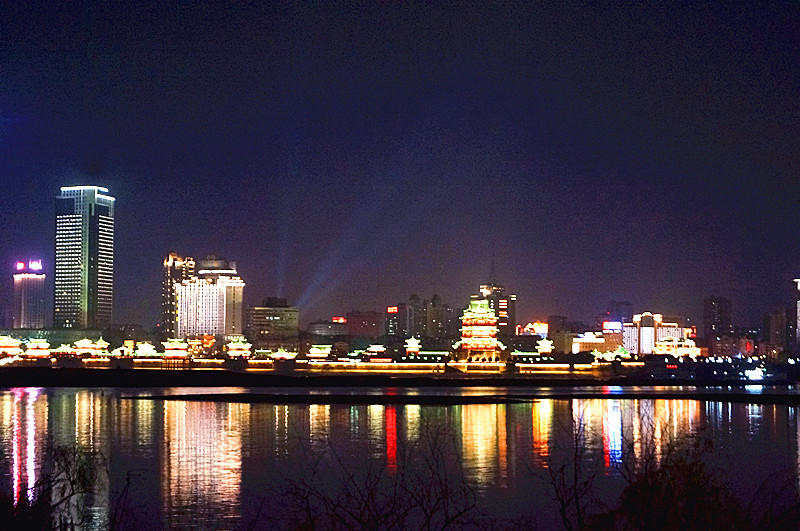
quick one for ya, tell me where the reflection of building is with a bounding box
[54,186,115,329]
[161,253,195,339]
[623,312,685,355]
[175,256,245,338]
[13,260,46,329]
[471,283,516,338]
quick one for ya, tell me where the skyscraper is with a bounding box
[471,283,516,338]
[161,252,195,339]
[703,296,732,343]
[12,259,46,329]
[175,255,245,338]
[54,186,115,329]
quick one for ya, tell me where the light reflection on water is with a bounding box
[0,387,797,528]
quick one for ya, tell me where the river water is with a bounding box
[0,386,798,529]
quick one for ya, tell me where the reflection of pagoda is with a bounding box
[453,299,506,362]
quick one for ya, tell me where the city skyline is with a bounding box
[1,4,798,328]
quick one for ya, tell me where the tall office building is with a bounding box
[470,283,516,337]
[703,296,732,345]
[54,186,115,329]
[161,253,195,338]
[12,259,46,329]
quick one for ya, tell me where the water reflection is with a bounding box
[0,389,796,528]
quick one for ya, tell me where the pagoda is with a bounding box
[226,337,252,358]
[24,338,51,358]
[161,339,188,358]
[0,336,23,357]
[453,299,506,362]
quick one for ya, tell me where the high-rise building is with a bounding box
[54,186,115,329]
[471,283,516,337]
[175,255,244,337]
[385,304,410,337]
[703,296,732,348]
[12,259,46,329]
[161,253,195,338]
[794,280,800,352]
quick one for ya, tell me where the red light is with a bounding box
[387,306,398,314]
[332,316,346,323]
[15,262,25,271]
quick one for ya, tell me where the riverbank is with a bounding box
[0,366,794,395]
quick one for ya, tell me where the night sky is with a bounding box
[1,3,798,328]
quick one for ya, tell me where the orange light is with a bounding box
[387,306,398,313]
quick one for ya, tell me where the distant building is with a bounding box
[606,300,633,324]
[175,255,245,337]
[54,185,115,329]
[623,312,685,355]
[161,253,195,339]
[246,299,298,339]
[346,310,383,338]
[308,320,348,337]
[703,296,732,351]
[12,260,46,329]
[471,283,516,338]
[385,304,410,337]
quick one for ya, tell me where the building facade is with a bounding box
[703,295,732,349]
[385,304,410,337]
[623,312,685,355]
[246,298,299,342]
[174,256,244,338]
[54,186,115,329]
[471,283,516,338]
[161,253,195,339]
[12,260,46,329]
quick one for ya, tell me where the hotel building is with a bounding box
[174,256,245,338]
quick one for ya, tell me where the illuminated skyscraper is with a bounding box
[161,253,195,339]
[54,186,115,329]
[471,283,516,338]
[175,255,245,337]
[12,259,46,329]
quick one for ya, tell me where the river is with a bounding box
[0,386,798,529]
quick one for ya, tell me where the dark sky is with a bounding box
[1,2,798,328]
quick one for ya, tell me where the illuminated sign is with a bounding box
[29,260,42,270]
[332,316,347,323]
[603,321,623,331]
[387,306,398,314]
[15,262,25,271]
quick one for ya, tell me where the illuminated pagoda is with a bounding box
[0,336,23,356]
[453,299,506,362]
[134,342,160,357]
[74,338,109,357]
[225,337,252,358]
[162,338,188,358]
[24,338,50,358]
